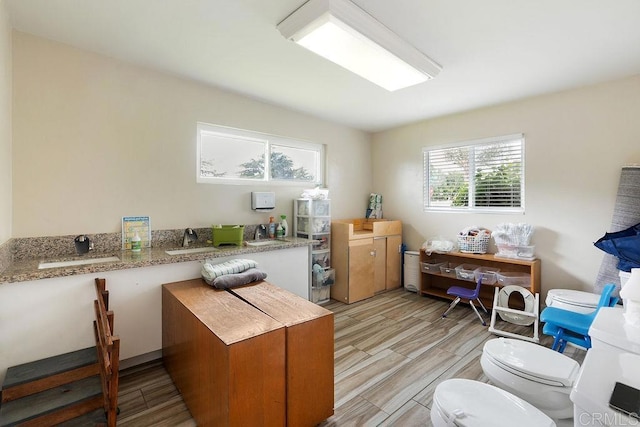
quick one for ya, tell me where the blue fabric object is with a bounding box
[540,284,617,353]
[594,223,640,272]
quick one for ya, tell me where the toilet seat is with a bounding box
[431,378,555,427]
[545,289,599,312]
[496,286,536,325]
[483,338,580,387]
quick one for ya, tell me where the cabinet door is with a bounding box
[373,238,387,293]
[348,240,375,303]
[386,235,403,290]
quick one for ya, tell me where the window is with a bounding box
[423,134,525,213]
[197,122,324,185]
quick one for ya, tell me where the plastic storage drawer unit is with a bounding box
[474,266,501,285]
[496,272,532,287]
[439,262,458,278]
[421,260,445,273]
[455,264,481,281]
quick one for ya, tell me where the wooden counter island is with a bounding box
[162,278,334,427]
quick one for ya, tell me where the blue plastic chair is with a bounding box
[442,274,488,325]
[540,284,618,353]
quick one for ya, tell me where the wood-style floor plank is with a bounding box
[112,288,584,426]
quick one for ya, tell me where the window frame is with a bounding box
[423,133,525,214]
[196,122,325,186]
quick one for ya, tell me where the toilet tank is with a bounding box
[589,306,640,354]
[571,347,640,426]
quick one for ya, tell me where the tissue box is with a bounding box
[212,225,244,247]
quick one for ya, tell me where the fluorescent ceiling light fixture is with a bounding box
[277,0,441,91]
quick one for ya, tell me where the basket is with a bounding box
[212,225,244,247]
[457,234,490,254]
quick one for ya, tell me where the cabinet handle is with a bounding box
[371,251,376,257]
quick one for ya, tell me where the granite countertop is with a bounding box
[0,238,313,285]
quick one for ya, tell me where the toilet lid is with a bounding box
[483,338,580,387]
[546,289,599,308]
[433,379,554,427]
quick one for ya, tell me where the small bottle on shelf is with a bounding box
[131,232,142,252]
[268,216,276,239]
[280,214,289,237]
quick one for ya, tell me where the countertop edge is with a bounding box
[0,239,313,285]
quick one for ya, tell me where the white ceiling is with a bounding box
[6,0,640,132]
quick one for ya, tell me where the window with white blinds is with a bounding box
[423,134,525,212]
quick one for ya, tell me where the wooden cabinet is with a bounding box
[162,279,286,426]
[420,250,541,309]
[331,219,402,304]
[162,278,334,427]
[373,238,387,293]
[232,282,334,427]
[332,234,375,304]
[373,234,403,293]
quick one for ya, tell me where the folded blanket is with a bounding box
[201,258,257,283]
[209,267,267,289]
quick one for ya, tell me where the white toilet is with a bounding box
[430,378,555,427]
[571,346,640,426]
[570,305,640,425]
[589,305,640,353]
[432,305,640,426]
[546,271,629,315]
[481,337,580,420]
[545,289,600,314]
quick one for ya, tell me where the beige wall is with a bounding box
[0,1,11,245]
[11,29,640,298]
[373,75,640,296]
[12,32,372,237]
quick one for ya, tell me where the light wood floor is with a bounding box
[115,288,585,426]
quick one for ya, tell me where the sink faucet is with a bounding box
[182,228,198,247]
[74,235,93,254]
[254,224,266,240]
